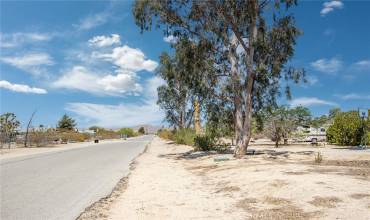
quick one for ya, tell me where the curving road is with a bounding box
[0,135,153,220]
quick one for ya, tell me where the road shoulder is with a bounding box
[79,137,370,220]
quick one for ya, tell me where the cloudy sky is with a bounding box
[1,0,369,129]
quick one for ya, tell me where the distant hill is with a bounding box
[131,124,162,134]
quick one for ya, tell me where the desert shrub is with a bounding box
[157,129,174,140]
[194,135,215,151]
[138,127,145,135]
[59,131,91,143]
[173,128,196,145]
[29,129,48,147]
[326,111,364,146]
[97,128,120,139]
[194,135,231,153]
[119,128,136,137]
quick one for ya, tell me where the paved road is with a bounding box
[1,135,153,220]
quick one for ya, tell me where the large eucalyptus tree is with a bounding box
[134,0,305,157]
[157,38,216,129]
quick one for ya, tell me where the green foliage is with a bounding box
[138,126,145,134]
[119,128,136,138]
[57,114,76,131]
[310,115,329,128]
[194,135,216,151]
[88,126,100,132]
[157,129,174,140]
[264,105,311,147]
[157,39,214,129]
[326,111,363,146]
[133,0,304,155]
[0,112,20,147]
[173,128,196,146]
[205,101,234,139]
[329,108,341,119]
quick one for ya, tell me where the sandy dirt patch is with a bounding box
[82,137,370,220]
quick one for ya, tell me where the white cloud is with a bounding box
[74,12,110,31]
[321,1,343,16]
[52,66,142,96]
[311,58,342,74]
[338,93,370,100]
[0,80,47,94]
[0,52,54,76]
[306,75,318,86]
[65,76,165,128]
[163,35,178,44]
[88,34,121,47]
[95,45,158,72]
[0,32,52,48]
[353,60,370,70]
[290,97,337,107]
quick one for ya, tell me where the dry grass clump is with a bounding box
[284,171,308,175]
[235,198,258,210]
[215,186,241,193]
[309,196,342,208]
[350,193,370,199]
[250,205,318,220]
[187,165,218,170]
[321,160,370,168]
[263,197,292,205]
[270,179,289,188]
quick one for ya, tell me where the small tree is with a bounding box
[57,114,76,131]
[0,113,20,148]
[119,128,136,137]
[138,127,145,135]
[265,106,311,147]
[88,126,100,132]
[326,111,363,146]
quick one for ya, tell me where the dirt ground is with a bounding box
[80,137,370,220]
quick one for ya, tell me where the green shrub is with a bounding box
[138,126,145,135]
[326,111,364,146]
[194,135,215,151]
[173,128,196,145]
[157,129,174,140]
[119,128,136,137]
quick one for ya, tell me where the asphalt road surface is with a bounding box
[1,135,153,220]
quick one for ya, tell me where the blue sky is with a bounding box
[1,0,369,129]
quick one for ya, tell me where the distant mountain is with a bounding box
[131,124,162,134]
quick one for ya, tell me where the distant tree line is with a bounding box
[0,112,147,148]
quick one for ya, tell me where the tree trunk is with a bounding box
[194,99,201,135]
[228,33,247,157]
[234,0,258,158]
